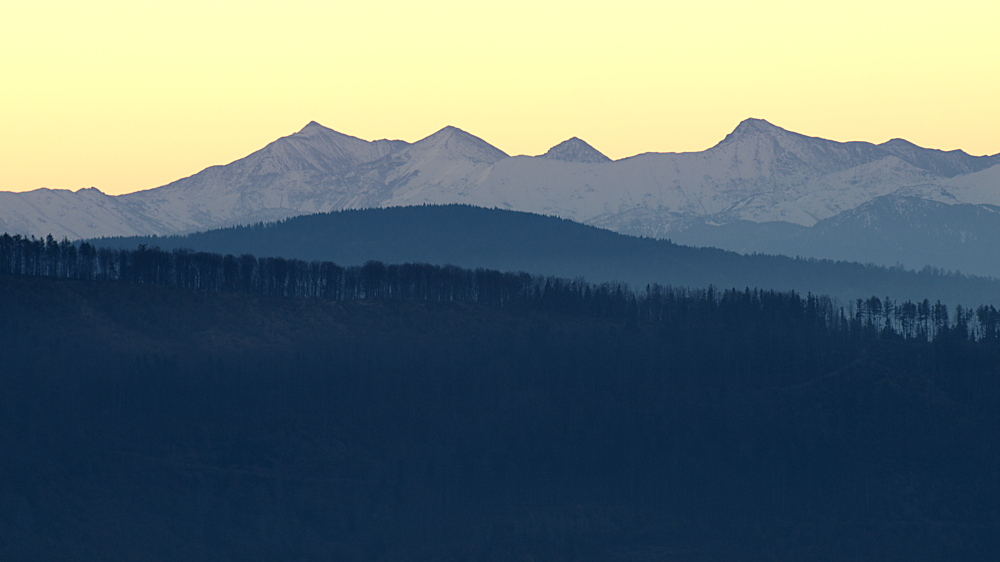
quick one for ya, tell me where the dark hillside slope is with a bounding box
[2,274,999,560]
[94,205,1000,306]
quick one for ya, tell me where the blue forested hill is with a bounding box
[93,204,1000,306]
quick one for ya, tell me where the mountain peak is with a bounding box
[713,118,796,148]
[880,137,976,158]
[877,137,1000,177]
[426,125,476,140]
[297,121,336,136]
[539,137,611,164]
[731,117,784,135]
[881,138,918,149]
[413,126,509,163]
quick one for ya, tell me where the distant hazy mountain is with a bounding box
[4,118,1000,275]
[667,196,1000,278]
[94,205,1000,306]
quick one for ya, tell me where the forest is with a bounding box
[3,232,1000,341]
[2,232,1000,560]
[90,204,1000,307]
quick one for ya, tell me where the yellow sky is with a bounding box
[2,0,998,195]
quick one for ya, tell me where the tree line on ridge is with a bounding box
[3,232,1000,343]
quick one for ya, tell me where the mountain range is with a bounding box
[4,119,1000,274]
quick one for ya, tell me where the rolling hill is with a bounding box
[93,205,1000,306]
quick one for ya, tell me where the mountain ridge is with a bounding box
[4,119,1000,281]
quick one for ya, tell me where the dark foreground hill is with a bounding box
[2,272,1000,560]
[94,205,1000,306]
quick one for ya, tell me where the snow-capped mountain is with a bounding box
[2,119,999,268]
[537,137,611,163]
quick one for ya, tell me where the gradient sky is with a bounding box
[2,0,998,195]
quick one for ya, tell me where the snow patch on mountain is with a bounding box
[938,163,1000,206]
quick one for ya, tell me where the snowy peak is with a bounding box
[725,117,785,138]
[714,118,810,149]
[236,122,406,176]
[289,121,407,160]
[877,138,1000,178]
[297,120,329,135]
[713,117,813,153]
[717,117,829,149]
[712,118,887,176]
[538,137,611,163]
[410,126,509,164]
[716,120,1000,180]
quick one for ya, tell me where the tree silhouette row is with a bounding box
[3,232,998,342]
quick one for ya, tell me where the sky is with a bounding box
[2,0,998,195]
